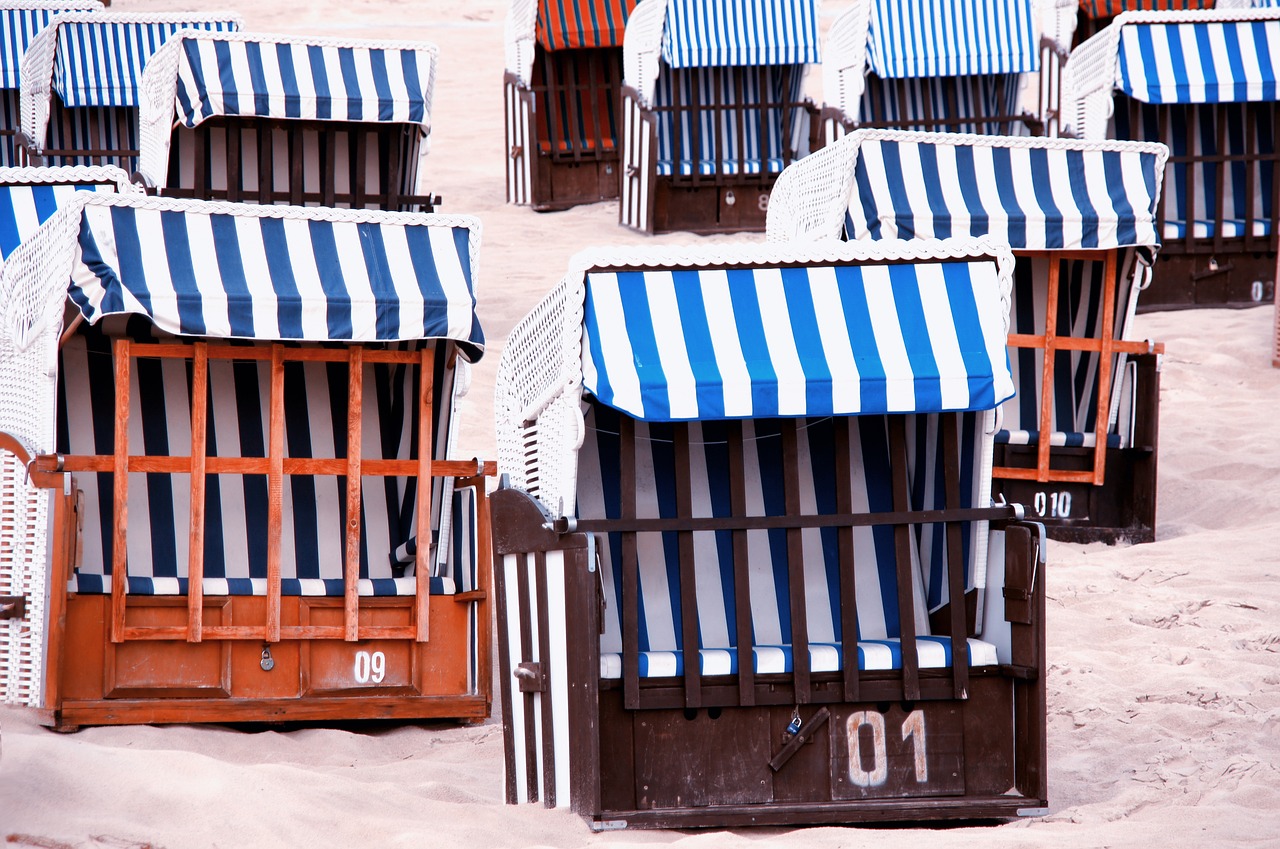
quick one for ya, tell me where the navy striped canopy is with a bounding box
[175,34,434,130]
[0,2,101,89]
[65,196,484,356]
[846,133,1166,249]
[51,16,240,107]
[581,259,1014,421]
[0,167,126,259]
[661,0,821,68]
[1116,16,1280,103]
[868,0,1039,78]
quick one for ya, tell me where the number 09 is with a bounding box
[353,650,386,684]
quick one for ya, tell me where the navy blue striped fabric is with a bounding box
[661,0,821,68]
[1,3,101,89]
[867,0,1038,78]
[69,574,455,595]
[1116,18,1280,104]
[857,72,1024,135]
[0,178,117,259]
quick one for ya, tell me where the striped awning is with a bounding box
[0,166,129,259]
[51,17,239,107]
[1079,0,1213,18]
[661,0,821,69]
[867,0,1039,78]
[175,35,435,130]
[847,134,1166,250]
[0,2,102,89]
[65,196,484,356]
[1115,17,1280,102]
[581,260,1014,421]
[536,0,638,51]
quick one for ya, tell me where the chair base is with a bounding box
[39,593,487,730]
[651,179,773,235]
[1138,250,1276,311]
[531,155,620,212]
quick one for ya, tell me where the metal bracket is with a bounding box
[768,706,830,773]
[1191,258,1234,281]
[0,595,26,620]
[514,661,547,693]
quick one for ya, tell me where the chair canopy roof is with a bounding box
[536,0,639,50]
[843,131,1168,250]
[0,0,101,89]
[1078,0,1214,18]
[574,240,1015,422]
[167,31,437,131]
[9,194,484,357]
[660,0,821,68]
[866,0,1038,78]
[0,164,131,260]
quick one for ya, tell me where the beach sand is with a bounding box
[2,1,1280,846]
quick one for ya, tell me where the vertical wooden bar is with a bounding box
[778,65,795,167]
[472,478,494,701]
[888,416,920,702]
[514,551,540,802]
[257,119,273,204]
[187,341,208,643]
[415,347,435,642]
[1091,250,1118,486]
[290,127,306,206]
[834,419,859,702]
[226,122,242,204]
[110,338,130,644]
[941,414,970,700]
[620,415,640,710]
[672,424,701,709]
[1184,105,1198,254]
[586,51,605,158]
[352,129,368,209]
[544,51,565,162]
[728,422,754,707]
[42,485,76,710]
[344,346,364,642]
[1213,103,1228,255]
[193,126,208,199]
[266,344,284,643]
[1245,106,1258,253]
[782,420,810,703]
[1037,258,1060,482]
[382,127,402,210]
[534,550,557,805]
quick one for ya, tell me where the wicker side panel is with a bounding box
[0,450,48,706]
[506,77,533,206]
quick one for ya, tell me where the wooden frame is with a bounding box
[26,336,495,729]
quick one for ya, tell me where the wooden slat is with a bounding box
[415,347,435,643]
[110,338,130,644]
[226,121,242,204]
[1244,105,1259,253]
[727,422,754,707]
[567,505,1013,533]
[888,416,920,702]
[344,347,363,642]
[993,467,1099,484]
[782,420,810,704]
[187,341,208,643]
[290,126,305,206]
[353,129,368,209]
[834,418,859,702]
[515,550,539,802]
[535,550,557,806]
[266,344,284,642]
[1036,257,1060,483]
[112,343,421,364]
[1212,103,1228,255]
[1090,249,1118,487]
[472,482,495,704]
[941,414,969,701]
[36,454,490,478]
[1005,333,1157,355]
[620,415,640,710]
[672,423,701,709]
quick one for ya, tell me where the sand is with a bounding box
[2,1,1280,846]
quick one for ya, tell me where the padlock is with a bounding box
[260,646,275,672]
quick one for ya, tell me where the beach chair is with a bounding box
[491,239,1049,827]
[15,12,240,173]
[0,193,494,729]
[1038,0,1080,137]
[619,0,821,234]
[1076,0,1216,42]
[768,130,1169,543]
[0,1,102,166]
[0,163,132,258]
[504,0,639,210]
[1065,7,1280,307]
[135,31,440,211]
[819,0,1041,145]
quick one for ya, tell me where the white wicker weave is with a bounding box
[1062,7,1280,139]
[494,238,1016,520]
[621,0,667,106]
[820,1,873,127]
[134,30,439,192]
[17,12,244,159]
[0,163,134,191]
[1036,0,1078,55]
[0,0,99,10]
[504,0,539,85]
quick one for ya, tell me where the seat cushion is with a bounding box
[70,574,457,596]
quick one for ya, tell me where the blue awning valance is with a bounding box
[1116,17,1280,103]
[867,0,1039,78]
[0,166,129,259]
[661,0,821,69]
[0,2,101,89]
[581,259,1013,421]
[536,0,639,50]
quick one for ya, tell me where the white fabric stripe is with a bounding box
[634,420,676,650]
[700,269,754,418]
[332,221,378,339]
[545,549,572,809]
[427,226,473,344]
[586,272,642,415]
[858,264,915,412]
[233,215,280,339]
[913,263,970,411]
[502,554,529,803]
[754,267,808,416]
[807,265,861,413]
[643,271,698,420]
[688,423,730,649]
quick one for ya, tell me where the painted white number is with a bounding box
[354,650,386,684]
[846,710,929,787]
[1033,490,1072,519]
[757,192,770,212]
[1251,280,1265,302]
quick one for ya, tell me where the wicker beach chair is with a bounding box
[618,0,821,234]
[15,12,240,172]
[768,129,1169,543]
[491,239,1048,827]
[0,164,133,260]
[0,193,493,729]
[819,0,1042,145]
[504,0,639,210]
[135,30,440,211]
[0,1,102,165]
[1065,7,1280,307]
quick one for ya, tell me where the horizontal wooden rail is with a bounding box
[566,506,1017,535]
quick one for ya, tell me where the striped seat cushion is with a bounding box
[655,156,787,176]
[858,73,1025,136]
[70,575,455,596]
[996,429,1123,449]
[599,637,999,678]
[1162,218,1274,239]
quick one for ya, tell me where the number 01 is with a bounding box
[846,709,928,787]
[353,650,386,684]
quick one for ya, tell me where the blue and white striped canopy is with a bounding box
[661,0,821,69]
[867,0,1039,78]
[0,2,101,89]
[846,133,1166,250]
[65,196,484,355]
[1116,17,1280,103]
[581,260,1014,421]
[0,167,127,259]
[51,17,240,108]
[175,34,435,130]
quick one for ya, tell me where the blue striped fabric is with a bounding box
[67,196,484,352]
[867,0,1038,78]
[660,0,821,68]
[174,35,434,130]
[1,3,101,89]
[1116,18,1280,103]
[51,17,239,107]
[857,72,1024,135]
[580,262,1015,421]
[70,574,456,596]
[845,134,1164,250]
[0,175,119,259]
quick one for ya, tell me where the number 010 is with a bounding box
[353,650,386,684]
